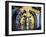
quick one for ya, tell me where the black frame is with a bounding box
[5,1,45,36]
